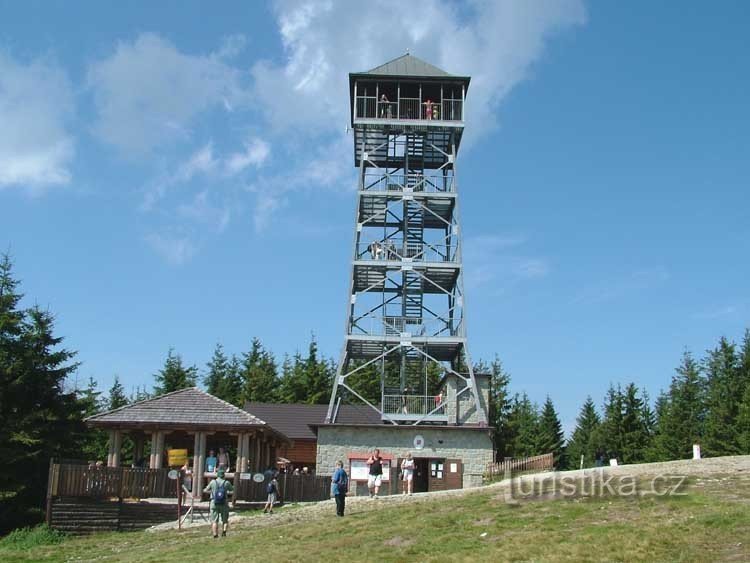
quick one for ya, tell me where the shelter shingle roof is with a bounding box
[244,403,382,440]
[87,387,270,430]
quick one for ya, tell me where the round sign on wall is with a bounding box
[252,473,265,483]
[413,435,425,450]
[167,469,179,480]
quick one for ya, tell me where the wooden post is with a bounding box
[253,435,262,472]
[107,430,116,467]
[149,431,158,469]
[112,430,122,468]
[154,431,165,469]
[193,432,207,499]
[177,472,182,529]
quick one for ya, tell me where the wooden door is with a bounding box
[428,459,446,492]
[444,459,463,490]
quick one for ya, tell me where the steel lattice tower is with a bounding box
[325,54,487,427]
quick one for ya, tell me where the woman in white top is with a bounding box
[401,452,415,495]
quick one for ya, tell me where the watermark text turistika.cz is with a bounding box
[503,469,689,503]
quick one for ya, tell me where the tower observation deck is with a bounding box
[325,54,487,427]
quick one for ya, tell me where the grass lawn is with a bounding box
[2,472,748,562]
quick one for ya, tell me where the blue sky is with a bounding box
[2,1,748,434]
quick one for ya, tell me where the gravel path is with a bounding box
[149,454,750,533]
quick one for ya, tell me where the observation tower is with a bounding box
[325,54,488,428]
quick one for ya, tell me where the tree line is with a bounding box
[486,332,750,470]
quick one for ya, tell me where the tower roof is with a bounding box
[361,53,453,78]
[351,53,470,84]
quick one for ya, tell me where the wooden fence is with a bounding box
[48,462,332,504]
[235,473,332,504]
[485,453,555,480]
[48,463,176,500]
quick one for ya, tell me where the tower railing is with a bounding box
[355,242,459,263]
[382,395,446,417]
[362,173,454,193]
[350,315,462,338]
[354,96,463,122]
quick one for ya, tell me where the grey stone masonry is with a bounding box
[316,425,493,489]
[443,373,490,426]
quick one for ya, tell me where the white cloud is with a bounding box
[226,138,271,175]
[144,232,197,265]
[88,33,246,154]
[0,52,75,193]
[253,0,586,143]
[252,192,286,232]
[178,143,218,181]
[244,0,585,231]
[177,190,231,233]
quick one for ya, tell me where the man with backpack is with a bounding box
[203,468,234,538]
[332,460,348,517]
[263,473,279,514]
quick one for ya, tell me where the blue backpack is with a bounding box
[213,481,228,505]
[266,481,277,495]
[337,472,348,494]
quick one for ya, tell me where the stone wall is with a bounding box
[443,373,490,425]
[316,425,493,488]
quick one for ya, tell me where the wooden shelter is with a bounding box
[86,387,291,496]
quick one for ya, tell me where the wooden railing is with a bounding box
[234,473,332,503]
[485,453,554,480]
[48,463,176,500]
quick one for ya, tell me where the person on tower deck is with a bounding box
[401,453,415,496]
[435,390,444,408]
[366,449,384,498]
[425,99,433,120]
[379,94,391,118]
[369,241,383,260]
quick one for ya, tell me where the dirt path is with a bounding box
[150,454,750,533]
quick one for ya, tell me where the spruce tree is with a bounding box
[651,350,706,460]
[78,377,108,462]
[153,348,197,394]
[537,396,567,469]
[566,396,601,469]
[738,383,750,454]
[506,393,539,458]
[301,337,333,404]
[223,355,244,406]
[599,384,625,461]
[204,343,230,397]
[485,356,512,460]
[621,383,648,464]
[0,257,83,507]
[240,338,278,403]
[108,375,128,410]
[703,337,741,456]
[345,359,382,405]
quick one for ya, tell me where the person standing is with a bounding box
[217,447,230,471]
[203,468,234,538]
[366,449,384,498]
[332,460,348,517]
[263,474,279,514]
[401,453,415,495]
[205,449,218,473]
